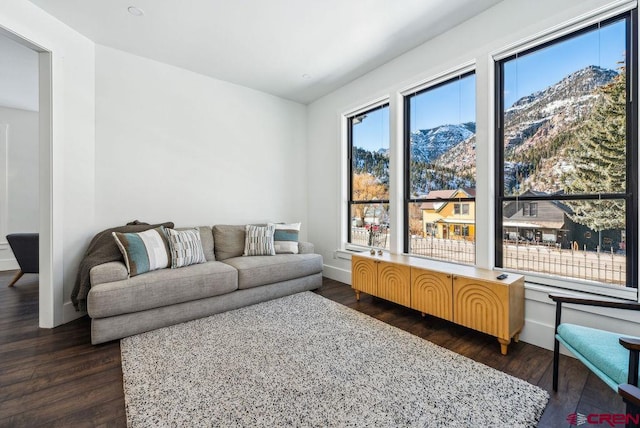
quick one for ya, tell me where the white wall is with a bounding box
[95,45,308,235]
[306,0,640,351]
[3,107,39,230]
[1,2,307,329]
[0,34,38,111]
[0,0,95,327]
[0,107,38,270]
[0,34,38,271]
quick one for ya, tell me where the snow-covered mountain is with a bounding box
[504,65,617,151]
[410,123,475,164]
[503,65,618,194]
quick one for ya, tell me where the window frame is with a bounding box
[494,10,638,292]
[347,102,390,247]
[403,70,477,263]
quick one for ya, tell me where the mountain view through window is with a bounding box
[405,73,477,264]
[348,104,390,248]
[347,13,635,291]
[497,15,634,288]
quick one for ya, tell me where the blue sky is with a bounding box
[352,18,626,151]
[352,106,389,152]
[503,19,626,107]
[409,74,475,131]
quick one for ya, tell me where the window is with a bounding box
[348,104,390,248]
[454,203,470,216]
[454,225,470,237]
[405,72,476,264]
[522,202,537,217]
[496,12,637,290]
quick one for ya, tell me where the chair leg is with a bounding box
[7,270,23,287]
[626,402,640,428]
[553,337,560,392]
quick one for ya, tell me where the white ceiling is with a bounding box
[26,0,502,104]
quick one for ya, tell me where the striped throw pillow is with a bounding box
[112,227,171,277]
[243,224,276,256]
[274,222,301,254]
[166,228,207,268]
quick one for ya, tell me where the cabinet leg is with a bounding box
[354,290,360,301]
[513,331,521,343]
[498,338,511,355]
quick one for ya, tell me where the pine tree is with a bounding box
[565,69,626,231]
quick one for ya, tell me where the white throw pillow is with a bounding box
[243,224,276,256]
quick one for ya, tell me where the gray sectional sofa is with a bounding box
[86,225,323,344]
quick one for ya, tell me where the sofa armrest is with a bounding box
[298,241,315,254]
[90,261,128,285]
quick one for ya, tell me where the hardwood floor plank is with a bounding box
[49,398,127,428]
[535,353,590,427]
[0,345,121,401]
[0,370,124,427]
[579,372,625,414]
[502,342,553,384]
[0,366,123,419]
[0,340,111,374]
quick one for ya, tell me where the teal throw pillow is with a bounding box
[112,226,171,277]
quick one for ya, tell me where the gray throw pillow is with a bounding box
[213,225,246,261]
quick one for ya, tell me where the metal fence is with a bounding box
[502,243,625,285]
[409,236,476,265]
[351,227,389,249]
[352,229,626,286]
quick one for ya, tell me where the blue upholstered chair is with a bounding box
[6,233,39,287]
[550,294,640,426]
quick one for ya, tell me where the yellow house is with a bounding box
[421,189,476,241]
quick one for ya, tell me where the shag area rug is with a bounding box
[121,292,548,427]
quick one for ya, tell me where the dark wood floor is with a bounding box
[0,272,624,427]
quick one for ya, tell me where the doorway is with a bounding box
[0,34,39,276]
[0,28,53,328]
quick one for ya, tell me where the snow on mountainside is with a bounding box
[503,65,618,194]
[504,65,616,150]
[410,122,475,164]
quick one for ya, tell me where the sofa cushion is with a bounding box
[167,228,207,268]
[221,254,323,290]
[87,261,238,318]
[557,323,640,387]
[213,225,246,261]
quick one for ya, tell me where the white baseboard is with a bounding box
[323,264,351,285]
[519,318,555,352]
[0,258,18,271]
[63,300,86,324]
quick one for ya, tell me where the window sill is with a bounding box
[524,281,640,322]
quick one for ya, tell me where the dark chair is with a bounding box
[6,233,39,287]
[549,294,640,427]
